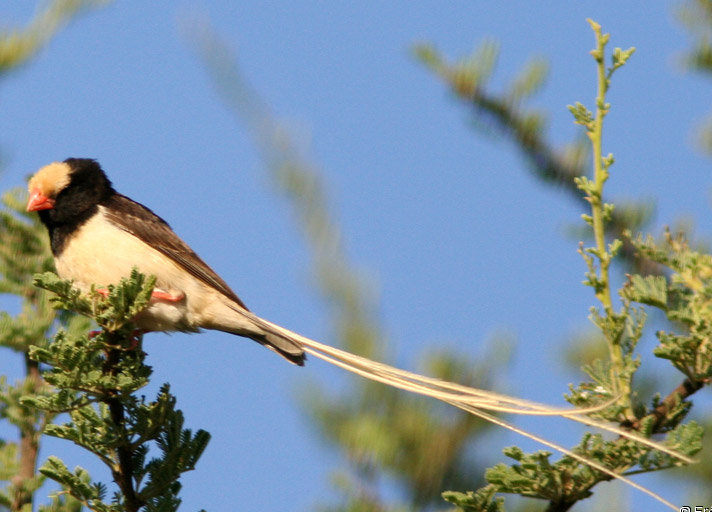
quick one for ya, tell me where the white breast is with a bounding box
[55,207,209,332]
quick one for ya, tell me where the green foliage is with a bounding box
[442,486,504,512]
[679,0,712,152]
[0,187,91,512]
[625,274,668,310]
[568,102,595,132]
[3,6,711,512]
[0,189,87,352]
[1,184,209,511]
[627,231,712,382]
[413,40,500,100]
[192,13,712,512]
[417,20,706,511]
[27,271,210,512]
[448,421,702,510]
[485,446,596,503]
[679,0,712,73]
[610,46,636,75]
[567,15,640,422]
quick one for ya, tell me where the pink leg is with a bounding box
[151,289,185,302]
[96,288,184,302]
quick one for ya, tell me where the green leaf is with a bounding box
[610,46,636,73]
[625,274,668,310]
[442,485,505,512]
[567,102,594,130]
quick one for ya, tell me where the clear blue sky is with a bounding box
[1,2,710,511]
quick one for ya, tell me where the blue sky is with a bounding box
[1,2,710,511]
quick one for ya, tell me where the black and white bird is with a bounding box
[26,158,690,508]
[27,158,305,364]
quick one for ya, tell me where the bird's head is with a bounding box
[27,158,114,215]
[27,161,70,211]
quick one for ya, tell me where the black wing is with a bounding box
[102,193,249,310]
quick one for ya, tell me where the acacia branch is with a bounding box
[104,344,143,512]
[631,377,707,432]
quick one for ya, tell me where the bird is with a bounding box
[27,158,305,364]
[26,158,691,508]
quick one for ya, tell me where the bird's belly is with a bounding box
[54,212,205,332]
[55,213,172,286]
[133,301,198,333]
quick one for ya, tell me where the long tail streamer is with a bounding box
[261,319,692,510]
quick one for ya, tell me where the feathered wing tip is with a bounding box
[222,302,306,365]
[259,318,691,511]
[260,330,306,366]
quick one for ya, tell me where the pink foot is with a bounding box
[96,287,185,302]
[151,289,185,302]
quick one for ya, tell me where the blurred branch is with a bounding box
[678,0,712,75]
[185,17,507,510]
[414,42,660,276]
[678,0,712,153]
[0,0,109,75]
[185,17,380,359]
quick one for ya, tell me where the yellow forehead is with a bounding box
[28,161,72,197]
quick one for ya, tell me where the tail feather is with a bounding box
[217,301,306,365]
[225,303,691,510]
[253,317,692,511]
[253,329,306,366]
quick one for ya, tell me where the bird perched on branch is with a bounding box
[27,158,305,364]
[26,158,691,510]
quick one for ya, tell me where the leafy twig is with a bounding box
[570,19,636,417]
[27,270,210,512]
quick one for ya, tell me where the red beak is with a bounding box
[27,188,55,211]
